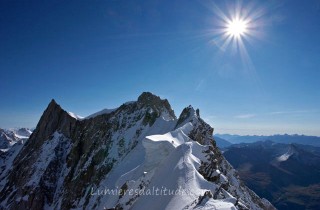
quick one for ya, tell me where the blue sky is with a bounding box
[0,0,319,136]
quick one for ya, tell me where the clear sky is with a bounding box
[0,0,319,136]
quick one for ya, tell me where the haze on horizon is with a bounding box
[0,0,319,136]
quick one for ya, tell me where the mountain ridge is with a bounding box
[0,92,275,210]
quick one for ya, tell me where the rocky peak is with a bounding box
[175,105,197,128]
[137,92,176,120]
[137,92,160,104]
[175,105,214,146]
[28,99,77,149]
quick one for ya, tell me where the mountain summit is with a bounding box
[0,92,274,210]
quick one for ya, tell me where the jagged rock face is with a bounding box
[137,92,175,118]
[28,99,77,149]
[176,106,214,146]
[137,92,176,126]
[0,100,78,210]
[0,92,275,210]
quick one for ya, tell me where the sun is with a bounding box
[208,1,266,77]
[210,1,265,53]
[226,19,248,38]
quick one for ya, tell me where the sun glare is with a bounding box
[226,19,248,38]
[209,1,265,54]
[208,1,266,79]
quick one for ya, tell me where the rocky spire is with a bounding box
[175,105,214,146]
[175,105,195,128]
[28,99,77,148]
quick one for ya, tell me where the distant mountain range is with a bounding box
[222,140,320,210]
[215,134,320,147]
[0,128,32,150]
[213,136,233,148]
